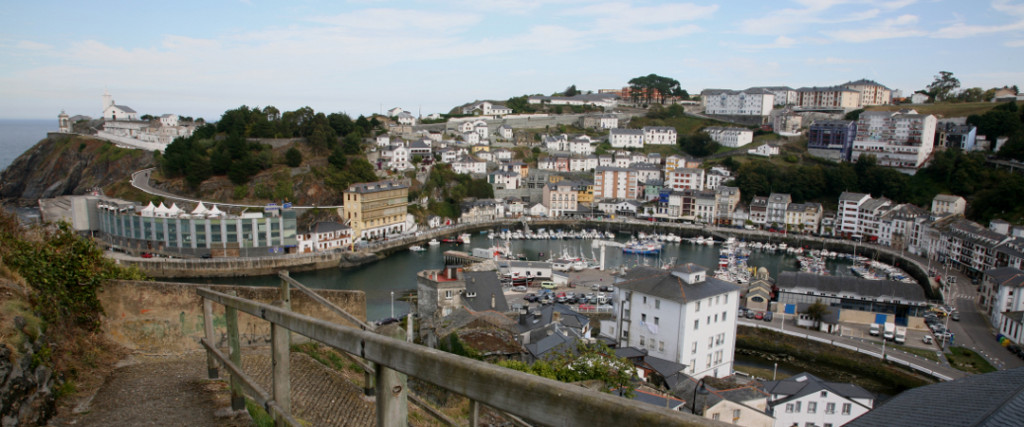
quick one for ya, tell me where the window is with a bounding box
[696,301,701,311]
[706,355,711,368]
[723,311,727,321]
[820,391,828,398]
[714,313,718,322]
[842,403,851,415]
[807,402,817,414]
[654,317,660,325]
[708,337,714,348]
[659,341,664,352]
[639,336,645,346]
[445,290,453,299]
[794,402,801,413]
[785,404,794,413]
[733,409,740,419]
[643,296,647,304]
[641,313,647,322]
[712,413,720,421]
[692,342,697,354]
[655,299,661,309]
[825,403,836,414]
[694,320,699,330]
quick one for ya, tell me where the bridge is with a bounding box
[196,271,714,426]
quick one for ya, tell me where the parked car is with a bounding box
[141,252,153,258]
[754,312,764,320]
[524,293,539,302]
[540,281,557,290]
[951,313,960,321]
[738,308,748,317]
[511,286,527,292]
[200,253,212,259]
[922,335,933,344]
[763,311,773,322]
[376,317,399,326]
[745,310,756,319]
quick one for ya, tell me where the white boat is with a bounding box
[459,233,471,244]
[409,245,425,252]
[427,239,440,246]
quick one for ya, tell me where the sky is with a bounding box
[1,0,1023,121]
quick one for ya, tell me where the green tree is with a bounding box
[564,84,579,97]
[628,74,685,104]
[285,147,303,167]
[927,71,960,101]
[844,109,864,121]
[804,300,831,328]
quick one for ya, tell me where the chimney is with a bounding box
[490,293,496,309]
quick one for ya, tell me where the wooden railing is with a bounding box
[197,279,714,426]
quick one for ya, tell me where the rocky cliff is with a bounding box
[0,134,153,206]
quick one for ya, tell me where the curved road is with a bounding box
[130,168,343,210]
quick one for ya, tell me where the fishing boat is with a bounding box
[409,245,425,252]
[622,240,663,255]
[427,239,440,246]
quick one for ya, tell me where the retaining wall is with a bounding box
[98,280,365,353]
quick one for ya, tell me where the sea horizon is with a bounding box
[0,118,57,172]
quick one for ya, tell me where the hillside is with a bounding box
[864,101,1024,118]
[0,134,154,205]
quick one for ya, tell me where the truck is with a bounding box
[894,326,907,344]
[883,322,896,341]
[869,323,881,336]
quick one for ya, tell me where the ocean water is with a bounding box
[0,119,55,173]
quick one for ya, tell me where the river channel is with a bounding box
[183,231,857,321]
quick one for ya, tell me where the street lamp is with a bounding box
[390,291,395,319]
[691,379,709,416]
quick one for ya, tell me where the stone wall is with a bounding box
[118,251,380,278]
[98,280,366,353]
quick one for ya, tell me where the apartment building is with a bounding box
[851,110,937,174]
[704,126,754,148]
[643,126,678,145]
[795,87,862,110]
[342,180,409,241]
[807,120,857,162]
[665,167,705,191]
[593,167,640,200]
[701,89,775,116]
[609,128,644,148]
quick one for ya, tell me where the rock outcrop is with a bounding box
[0,333,57,426]
[0,134,153,205]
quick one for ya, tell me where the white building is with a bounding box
[705,167,731,190]
[643,126,678,145]
[543,181,578,217]
[749,86,797,106]
[462,131,480,145]
[498,125,513,140]
[452,155,486,175]
[462,101,513,116]
[704,127,754,148]
[101,90,139,121]
[396,111,416,126]
[569,136,596,156]
[609,128,644,148]
[296,222,352,253]
[984,267,1024,332]
[851,110,937,173]
[605,264,740,379]
[527,93,620,108]
[665,168,705,191]
[701,89,775,116]
[748,144,779,157]
[763,373,874,427]
[593,167,640,200]
[931,194,966,216]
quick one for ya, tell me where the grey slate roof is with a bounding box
[616,264,740,303]
[778,271,928,304]
[986,267,1024,288]
[524,324,580,360]
[345,180,407,194]
[462,271,509,313]
[312,222,349,234]
[847,367,1024,427]
[113,104,136,113]
[610,128,643,135]
[763,372,874,406]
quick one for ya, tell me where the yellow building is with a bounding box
[343,180,409,241]
[577,183,594,204]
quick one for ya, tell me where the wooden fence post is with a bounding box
[225,290,244,411]
[203,298,218,379]
[375,363,408,426]
[272,313,291,424]
[469,400,480,427]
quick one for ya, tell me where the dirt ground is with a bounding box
[47,352,252,427]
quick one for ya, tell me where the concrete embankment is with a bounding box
[119,250,381,279]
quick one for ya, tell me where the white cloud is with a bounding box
[724,35,798,51]
[932,0,1024,38]
[805,57,868,65]
[824,14,926,42]
[15,40,53,50]
[1006,39,1024,47]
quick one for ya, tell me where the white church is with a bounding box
[90,91,197,151]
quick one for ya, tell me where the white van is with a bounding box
[869,323,880,336]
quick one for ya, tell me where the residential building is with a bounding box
[451,155,487,175]
[694,190,718,224]
[704,127,754,148]
[747,144,779,157]
[931,194,966,216]
[935,122,978,151]
[851,110,937,173]
[593,167,640,200]
[763,372,874,427]
[910,92,930,104]
[462,131,480,145]
[795,86,862,110]
[497,125,513,140]
[643,126,678,145]
[749,86,797,106]
[705,167,732,190]
[462,101,512,116]
[784,203,823,233]
[605,264,741,379]
[396,111,416,126]
[945,218,1011,278]
[766,193,792,228]
[982,267,1024,331]
[569,136,596,156]
[416,265,466,319]
[665,168,705,191]
[579,113,619,129]
[527,93,620,108]
[807,120,857,162]
[701,89,775,116]
[597,199,642,217]
[342,180,409,241]
[488,171,521,190]
[773,112,803,135]
[461,199,504,223]
[999,311,1024,346]
[665,154,699,171]
[609,128,644,148]
[543,181,578,217]
[715,186,741,226]
[842,79,892,106]
[847,368,1024,427]
[296,222,352,253]
[837,192,871,238]
[672,376,774,426]
[749,196,769,227]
